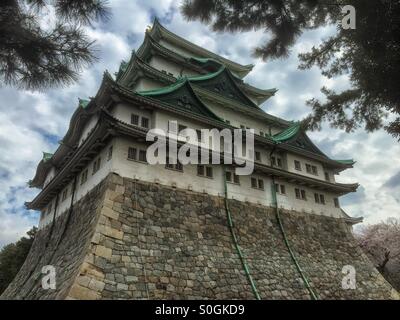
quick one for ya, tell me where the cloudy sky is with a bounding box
[0,0,399,248]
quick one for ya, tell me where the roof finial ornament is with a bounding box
[146,25,152,33]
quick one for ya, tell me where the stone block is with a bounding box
[95,245,112,259]
[68,284,100,300]
[101,206,119,220]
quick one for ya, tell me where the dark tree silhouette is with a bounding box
[181,0,400,140]
[0,0,110,90]
[0,227,37,295]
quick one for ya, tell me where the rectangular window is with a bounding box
[295,188,301,199]
[226,171,232,183]
[320,194,325,205]
[276,184,285,194]
[206,166,213,178]
[251,177,264,189]
[166,158,183,171]
[196,129,202,142]
[301,189,307,200]
[92,157,101,175]
[131,114,139,125]
[294,160,302,171]
[312,166,318,175]
[139,150,147,162]
[233,174,240,184]
[258,179,264,190]
[306,164,312,173]
[128,147,137,160]
[107,146,113,161]
[271,156,282,167]
[334,198,340,208]
[251,177,257,189]
[324,171,330,181]
[80,169,88,185]
[197,165,204,176]
[314,193,320,203]
[141,117,149,129]
[255,151,261,162]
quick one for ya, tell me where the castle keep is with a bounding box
[1,19,397,300]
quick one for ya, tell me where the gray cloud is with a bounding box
[382,171,400,189]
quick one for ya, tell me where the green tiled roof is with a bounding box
[272,123,301,143]
[185,66,225,82]
[42,152,53,162]
[78,98,90,109]
[137,78,187,96]
[335,159,355,165]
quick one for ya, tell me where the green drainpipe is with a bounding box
[269,157,319,300]
[223,167,261,300]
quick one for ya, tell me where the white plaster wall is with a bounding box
[148,55,199,78]
[110,103,154,127]
[274,178,342,217]
[38,115,344,230]
[131,77,164,92]
[159,39,198,59]
[38,140,115,229]
[286,152,328,182]
[78,114,99,147]
[112,136,342,217]
[204,100,281,135]
[43,167,56,188]
[159,39,242,79]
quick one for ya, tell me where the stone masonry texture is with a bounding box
[1,173,398,299]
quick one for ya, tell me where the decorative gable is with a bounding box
[137,80,221,120]
[191,68,258,108]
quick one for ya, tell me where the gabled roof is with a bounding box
[190,57,277,104]
[137,78,223,121]
[29,96,98,188]
[148,18,254,78]
[136,33,208,75]
[186,66,259,108]
[271,123,355,169]
[130,33,276,106]
[116,50,176,88]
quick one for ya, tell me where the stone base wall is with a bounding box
[1,173,398,299]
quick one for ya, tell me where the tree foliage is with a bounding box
[0,226,37,295]
[181,0,400,140]
[0,0,110,90]
[356,218,400,291]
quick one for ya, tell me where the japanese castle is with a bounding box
[28,18,361,229]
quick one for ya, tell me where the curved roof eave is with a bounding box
[29,95,99,188]
[149,18,254,78]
